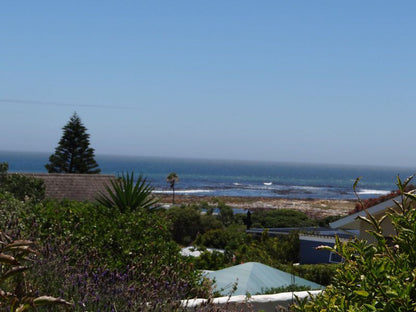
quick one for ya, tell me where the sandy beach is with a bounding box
[155,194,355,220]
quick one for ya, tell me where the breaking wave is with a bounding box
[356,189,391,195]
[153,189,212,194]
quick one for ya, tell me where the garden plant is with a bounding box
[294,176,416,311]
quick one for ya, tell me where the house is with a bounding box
[329,195,403,243]
[22,173,115,202]
[247,227,356,264]
[299,234,344,264]
[204,262,324,296]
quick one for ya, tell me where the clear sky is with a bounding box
[1,1,415,167]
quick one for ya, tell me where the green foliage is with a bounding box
[96,172,159,213]
[257,284,312,295]
[0,231,71,311]
[295,176,416,311]
[45,112,100,173]
[200,213,224,232]
[279,263,338,286]
[0,193,34,242]
[166,205,203,245]
[0,162,8,174]
[31,200,176,271]
[192,250,234,271]
[195,225,246,250]
[0,183,258,310]
[0,194,211,309]
[166,172,179,188]
[166,202,225,245]
[0,162,45,202]
[195,226,300,269]
[251,209,317,228]
[235,231,300,266]
[218,201,234,226]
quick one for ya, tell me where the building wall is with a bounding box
[359,214,396,243]
[299,239,333,264]
[183,290,323,312]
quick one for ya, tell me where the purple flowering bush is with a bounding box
[0,194,215,311]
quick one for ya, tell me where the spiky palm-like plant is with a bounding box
[96,172,159,213]
[166,172,179,205]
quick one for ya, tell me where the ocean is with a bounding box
[1,150,414,200]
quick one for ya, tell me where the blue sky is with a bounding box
[1,1,415,167]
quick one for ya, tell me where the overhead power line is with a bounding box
[0,99,138,110]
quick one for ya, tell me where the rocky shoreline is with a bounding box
[155,194,355,220]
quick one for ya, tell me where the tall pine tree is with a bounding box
[45,112,101,174]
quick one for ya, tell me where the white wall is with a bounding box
[182,290,323,312]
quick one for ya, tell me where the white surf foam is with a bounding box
[357,189,391,195]
[292,185,321,191]
[153,189,212,194]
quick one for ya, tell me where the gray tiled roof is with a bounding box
[22,173,115,202]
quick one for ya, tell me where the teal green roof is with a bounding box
[205,262,324,296]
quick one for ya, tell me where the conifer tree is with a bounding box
[45,112,101,174]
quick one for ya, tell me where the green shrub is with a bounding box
[166,205,204,245]
[257,284,312,295]
[234,230,300,266]
[251,209,317,228]
[196,226,300,269]
[195,225,246,250]
[31,199,180,271]
[192,249,234,270]
[279,263,338,286]
[217,201,234,226]
[200,213,224,232]
[0,197,210,309]
[0,162,45,202]
[294,176,416,311]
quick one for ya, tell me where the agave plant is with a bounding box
[96,172,159,213]
[0,231,71,311]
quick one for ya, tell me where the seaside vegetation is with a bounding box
[0,162,45,202]
[0,169,209,311]
[164,200,337,285]
[294,176,416,311]
[0,164,368,311]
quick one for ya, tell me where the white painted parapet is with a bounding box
[182,290,323,311]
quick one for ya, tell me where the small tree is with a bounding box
[166,172,179,205]
[45,112,100,174]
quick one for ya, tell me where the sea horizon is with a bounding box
[1,149,415,171]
